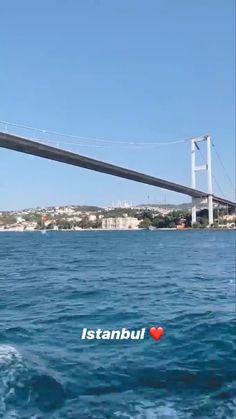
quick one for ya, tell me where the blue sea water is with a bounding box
[0,230,235,419]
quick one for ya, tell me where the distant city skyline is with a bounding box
[1,200,192,213]
[0,0,235,210]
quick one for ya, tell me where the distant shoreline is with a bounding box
[0,227,235,232]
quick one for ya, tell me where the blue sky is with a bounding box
[0,0,235,210]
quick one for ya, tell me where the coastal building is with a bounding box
[102,217,140,230]
[17,216,25,223]
[88,214,97,222]
[223,214,236,222]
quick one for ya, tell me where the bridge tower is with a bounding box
[191,136,213,226]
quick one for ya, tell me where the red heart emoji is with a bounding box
[149,326,164,341]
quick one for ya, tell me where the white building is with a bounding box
[17,216,25,223]
[102,217,140,230]
[88,214,97,222]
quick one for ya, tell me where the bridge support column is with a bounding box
[191,140,197,226]
[191,198,197,225]
[207,136,213,226]
[208,194,213,226]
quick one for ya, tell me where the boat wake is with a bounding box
[0,344,66,418]
[0,345,24,418]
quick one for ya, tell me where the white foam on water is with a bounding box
[114,401,186,419]
[138,405,180,419]
[2,410,20,419]
[0,345,24,416]
[0,345,22,365]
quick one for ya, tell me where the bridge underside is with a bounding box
[0,131,235,209]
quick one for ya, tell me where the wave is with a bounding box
[0,345,24,418]
[0,344,66,418]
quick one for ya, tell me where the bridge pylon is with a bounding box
[191,136,213,226]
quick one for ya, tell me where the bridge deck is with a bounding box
[0,132,235,208]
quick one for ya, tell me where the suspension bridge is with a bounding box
[0,124,235,226]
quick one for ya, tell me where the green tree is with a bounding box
[139,218,152,229]
[57,220,72,230]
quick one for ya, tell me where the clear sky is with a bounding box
[0,0,235,210]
